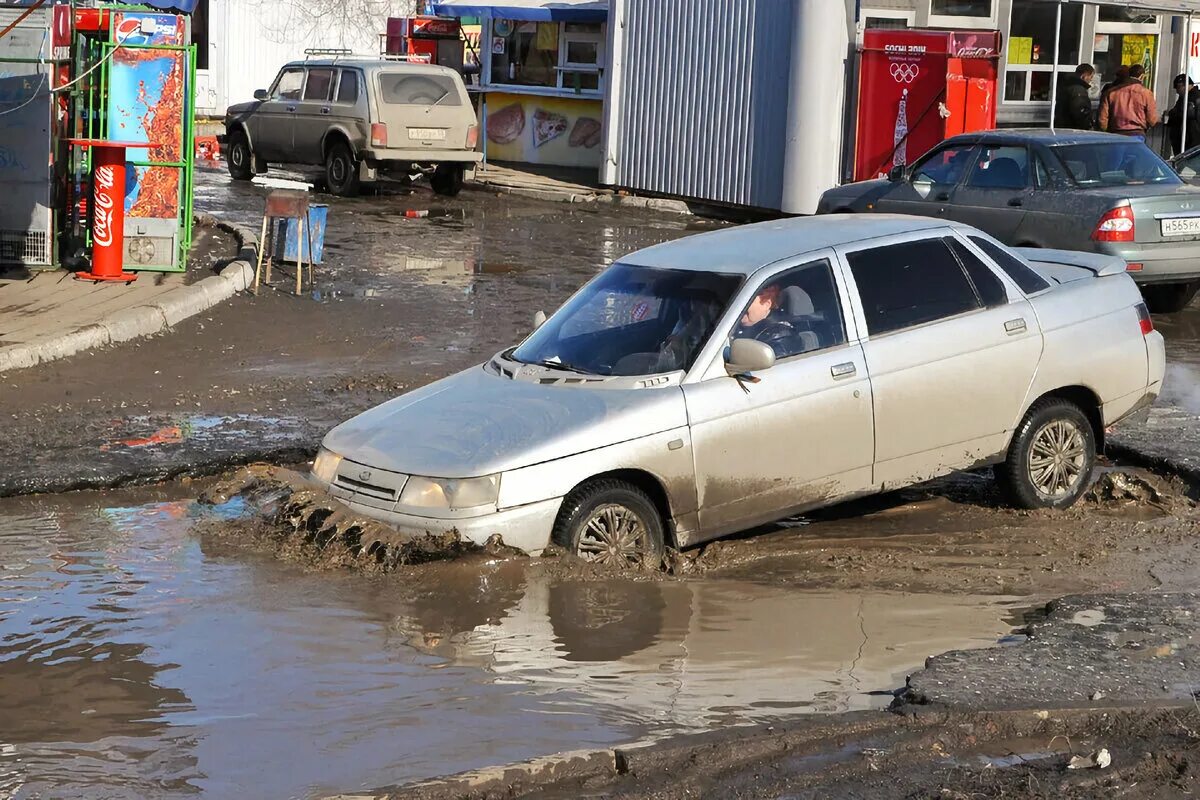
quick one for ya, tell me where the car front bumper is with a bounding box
[326,490,561,555]
[1096,242,1200,284]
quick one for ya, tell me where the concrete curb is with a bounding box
[0,215,257,374]
[465,176,696,216]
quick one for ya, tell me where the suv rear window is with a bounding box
[378,73,462,106]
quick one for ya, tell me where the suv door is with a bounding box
[942,144,1032,241]
[293,66,337,164]
[839,234,1042,488]
[253,67,303,161]
[683,254,876,540]
[873,143,979,218]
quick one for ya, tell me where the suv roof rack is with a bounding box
[304,48,354,58]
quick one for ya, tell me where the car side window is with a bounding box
[967,146,1029,190]
[336,70,359,104]
[968,236,1052,294]
[304,68,336,102]
[944,237,1008,308]
[731,259,847,360]
[846,239,981,336]
[911,145,977,187]
[272,68,304,101]
[1033,154,1052,188]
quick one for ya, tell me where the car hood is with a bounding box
[226,100,259,117]
[322,365,688,478]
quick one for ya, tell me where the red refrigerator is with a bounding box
[854,29,1002,182]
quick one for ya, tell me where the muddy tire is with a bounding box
[227,130,253,181]
[997,399,1096,510]
[1142,281,1200,314]
[430,163,465,197]
[552,479,666,570]
[325,141,361,197]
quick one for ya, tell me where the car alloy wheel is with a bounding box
[576,503,654,567]
[1027,418,1088,499]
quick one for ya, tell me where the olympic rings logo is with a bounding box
[891,63,920,83]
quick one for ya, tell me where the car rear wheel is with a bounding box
[325,141,361,197]
[1142,281,1200,314]
[227,130,253,181]
[996,398,1096,510]
[430,164,465,197]
[553,479,666,570]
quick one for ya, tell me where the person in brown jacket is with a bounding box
[1099,64,1159,140]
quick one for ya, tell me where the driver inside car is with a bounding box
[733,284,797,354]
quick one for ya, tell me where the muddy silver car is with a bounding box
[224,54,481,197]
[312,216,1165,565]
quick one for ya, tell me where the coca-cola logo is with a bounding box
[954,46,995,58]
[93,166,116,249]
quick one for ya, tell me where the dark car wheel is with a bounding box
[430,164,465,197]
[1142,281,1200,314]
[227,130,253,181]
[996,398,1097,510]
[324,141,361,197]
[552,479,666,570]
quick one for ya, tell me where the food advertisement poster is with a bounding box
[1120,34,1157,86]
[107,12,186,220]
[484,93,603,168]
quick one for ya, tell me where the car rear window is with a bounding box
[845,239,981,336]
[1052,142,1181,187]
[378,73,463,106]
[968,236,1052,294]
[945,237,1007,307]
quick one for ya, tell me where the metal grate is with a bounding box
[0,230,52,267]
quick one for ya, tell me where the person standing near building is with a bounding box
[1099,64,1159,140]
[1055,63,1095,130]
[1166,73,1200,155]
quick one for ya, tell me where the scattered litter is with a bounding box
[1067,748,1111,770]
[1070,609,1107,627]
[1090,690,1105,701]
[1035,710,1050,720]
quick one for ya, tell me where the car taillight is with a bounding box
[1126,262,1144,272]
[466,124,479,149]
[1092,203,1135,242]
[1136,302,1154,336]
[371,123,388,148]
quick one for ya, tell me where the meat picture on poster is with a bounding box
[488,103,526,144]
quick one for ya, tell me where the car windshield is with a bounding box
[511,263,742,377]
[1052,142,1181,187]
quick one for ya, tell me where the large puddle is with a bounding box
[0,488,1022,799]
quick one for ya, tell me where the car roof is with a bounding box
[283,58,462,78]
[946,128,1132,147]
[620,215,948,275]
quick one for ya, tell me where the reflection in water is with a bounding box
[0,493,1017,798]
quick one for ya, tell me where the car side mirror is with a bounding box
[253,89,269,101]
[887,164,905,182]
[726,338,775,375]
[533,310,547,329]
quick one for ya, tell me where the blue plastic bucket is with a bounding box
[273,205,328,264]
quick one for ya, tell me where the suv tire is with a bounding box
[430,163,465,197]
[227,130,253,181]
[552,479,666,570]
[996,398,1096,510]
[1142,281,1199,314]
[325,141,361,197]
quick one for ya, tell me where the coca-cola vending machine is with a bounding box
[384,16,464,72]
[853,29,1001,182]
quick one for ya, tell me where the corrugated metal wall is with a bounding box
[609,0,794,209]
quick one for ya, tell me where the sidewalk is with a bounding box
[0,218,255,372]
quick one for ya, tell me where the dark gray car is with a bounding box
[819,130,1200,313]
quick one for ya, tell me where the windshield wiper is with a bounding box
[531,358,592,375]
[424,90,452,113]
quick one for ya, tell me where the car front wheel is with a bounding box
[325,141,361,197]
[227,130,253,181]
[996,398,1096,510]
[553,479,666,570]
[430,163,465,197]
[1142,281,1199,314]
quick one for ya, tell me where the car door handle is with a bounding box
[1007,197,1024,207]
[320,107,331,114]
[831,362,857,379]
[286,105,296,112]
[1005,318,1027,335]
[935,192,951,201]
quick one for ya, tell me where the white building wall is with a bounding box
[196,0,417,115]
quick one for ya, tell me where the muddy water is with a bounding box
[0,488,1020,799]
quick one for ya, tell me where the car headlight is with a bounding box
[399,474,500,510]
[311,448,342,485]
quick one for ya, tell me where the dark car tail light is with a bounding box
[1136,302,1154,336]
[1092,203,1135,242]
[371,123,388,148]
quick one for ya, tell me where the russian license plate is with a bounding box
[408,128,446,141]
[1160,216,1200,237]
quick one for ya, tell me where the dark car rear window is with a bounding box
[1052,142,1181,187]
[378,73,463,106]
[969,236,1051,295]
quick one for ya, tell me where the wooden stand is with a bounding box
[254,190,316,296]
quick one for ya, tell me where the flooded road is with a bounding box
[0,487,1019,799]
